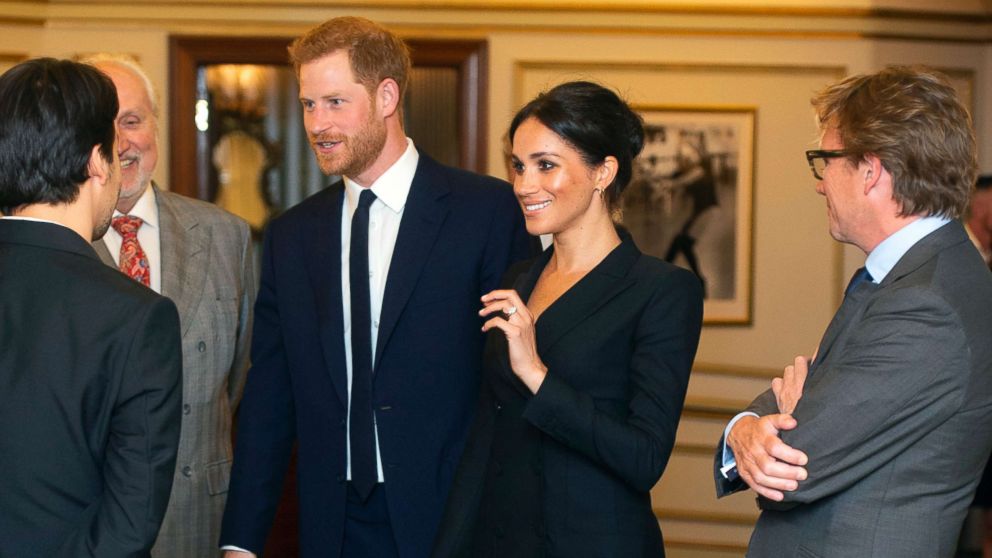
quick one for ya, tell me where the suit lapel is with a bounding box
[303,183,349,406]
[374,157,450,369]
[812,221,962,370]
[810,281,877,369]
[533,237,639,357]
[156,188,210,337]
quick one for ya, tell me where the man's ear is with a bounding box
[862,153,885,195]
[87,145,111,185]
[377,78,400,118]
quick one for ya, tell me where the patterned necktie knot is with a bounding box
[112,215,150,287]
[112,215,143,238]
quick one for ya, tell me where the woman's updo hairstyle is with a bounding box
[508,80,644,210]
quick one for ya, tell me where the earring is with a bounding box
[593,188,604,199]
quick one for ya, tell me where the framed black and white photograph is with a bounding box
[623,107,754,324]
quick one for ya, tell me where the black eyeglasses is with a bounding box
[805,150,850,180]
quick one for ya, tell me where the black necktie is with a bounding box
[844,266,873,297]
[350,189,377,501]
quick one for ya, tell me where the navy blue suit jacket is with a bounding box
[220,154,531,557]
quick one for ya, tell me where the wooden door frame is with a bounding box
[168,35,489,200]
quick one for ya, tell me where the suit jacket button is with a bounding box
[494,401,502,411]
[183,404,191,415]
[336,475,344,483]
[181,466,192,477]
[339,419,346,429]
[197,341,206,352]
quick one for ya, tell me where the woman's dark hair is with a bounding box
[0,57,118,214]
[509,81,644,209]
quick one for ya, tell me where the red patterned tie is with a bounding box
[111,215,150,287]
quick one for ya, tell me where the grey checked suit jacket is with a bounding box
[95,186,256,558]
[715,221,992,558]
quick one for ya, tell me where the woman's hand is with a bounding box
[480,289,547,393]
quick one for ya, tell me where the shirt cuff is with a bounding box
[721,411,759,478]
[220,546,252,554]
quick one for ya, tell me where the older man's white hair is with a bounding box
[79,53,159,118]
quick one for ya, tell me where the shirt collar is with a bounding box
[0,214,80,237]
[113,184,159,230]
[343,138,419,214]
[865,215,950,282]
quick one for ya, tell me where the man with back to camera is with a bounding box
[715,66,992,557]
[0,57,182,557]
[81,53,257,558]
[220,16,532,558]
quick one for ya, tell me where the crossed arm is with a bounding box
[720,287,969,505]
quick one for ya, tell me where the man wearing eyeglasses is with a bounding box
[715,66,992,557]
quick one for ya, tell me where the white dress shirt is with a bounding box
[101,185,163,293]
[342,138,419,483]
[221,140,420,556]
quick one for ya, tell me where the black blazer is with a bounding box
[221,154,532,557]
[0,219,183,557]
[433,236,704,558]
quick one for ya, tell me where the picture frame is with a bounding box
[624,106,755,324]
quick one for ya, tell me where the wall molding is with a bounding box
[23,1,992,44]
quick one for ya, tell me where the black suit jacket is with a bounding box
[0,219,183,557]
[221,154,532,557]
[433,236,704,558]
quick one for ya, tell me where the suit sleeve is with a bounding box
[220,226,297,553]
[59,297,183,556]
[227,219,257,409]
[713,390,777,497]
[522,269,704,492]
[764,287,969,508]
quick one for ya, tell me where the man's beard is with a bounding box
[311,111,387,179]
[92,212,112,240]
[92,165,121,241]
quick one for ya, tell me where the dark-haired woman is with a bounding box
[432,81,704,558]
